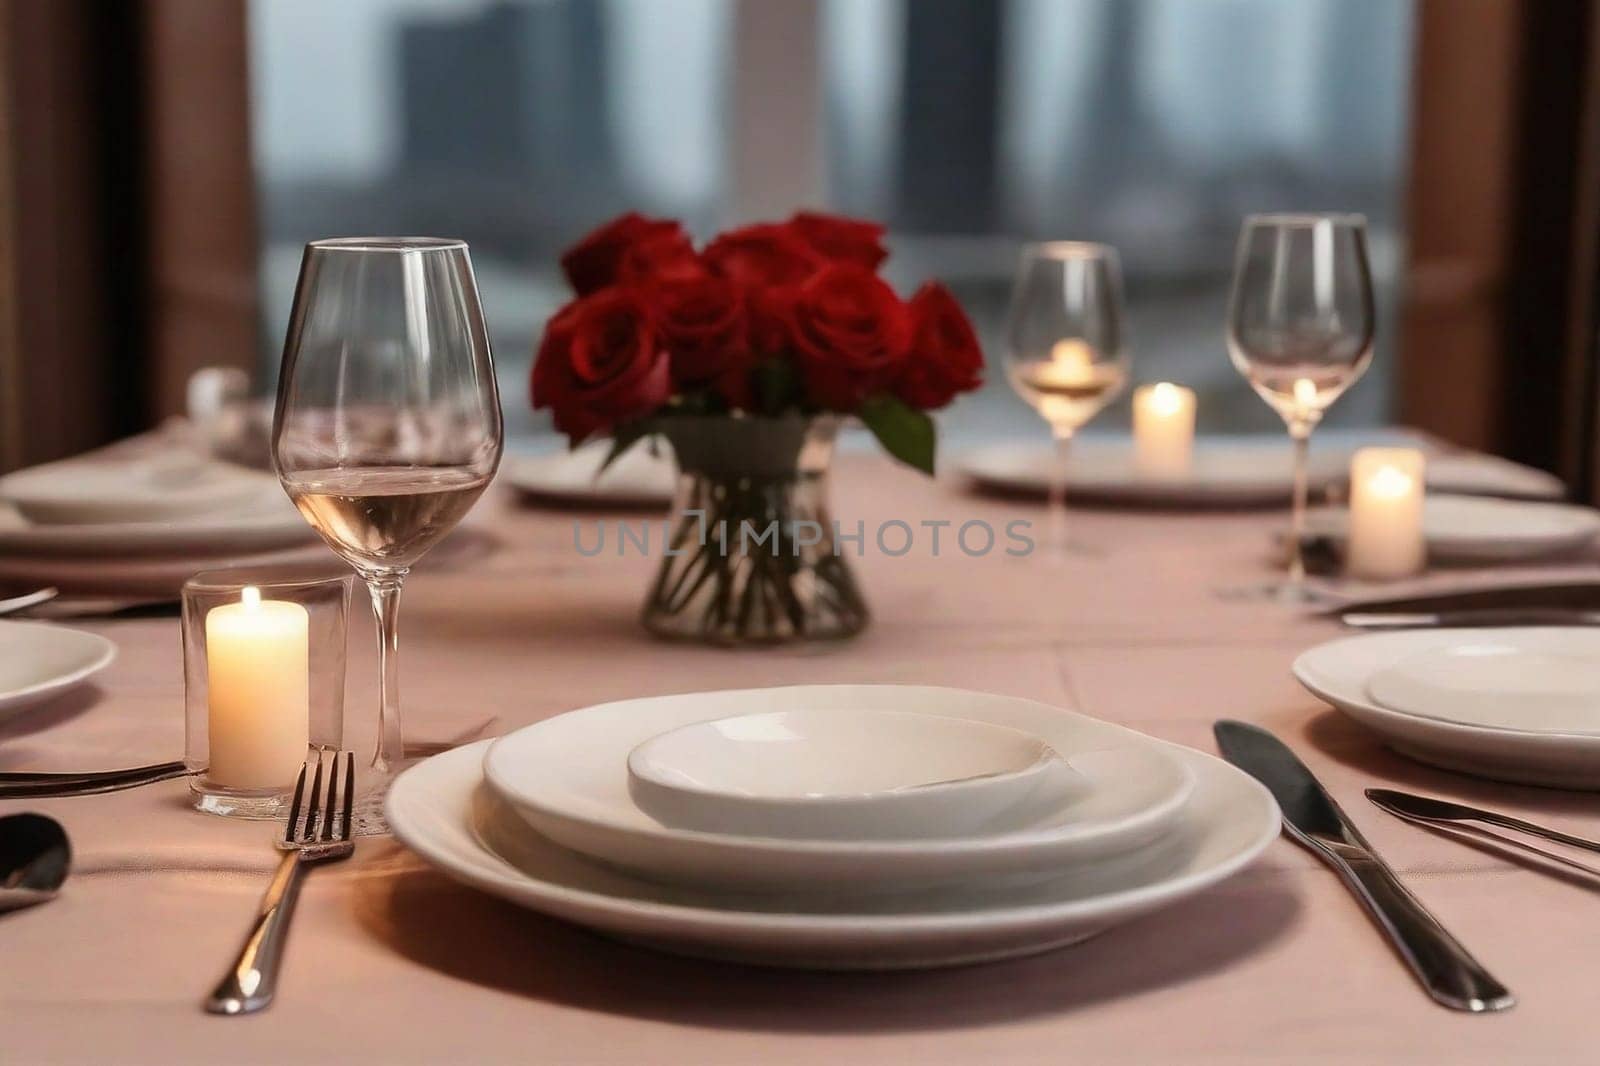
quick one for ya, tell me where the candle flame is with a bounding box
[1293,378,1317,408]
[241,586,261,611]
[1149,382,1185,417]
[1369,466,1413,498]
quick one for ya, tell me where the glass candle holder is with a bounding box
[183,568,351,818]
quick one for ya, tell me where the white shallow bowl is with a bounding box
[391,732,1276,969]
[503,442,675,508]
[0,621,116,718]
[482,686,1196,892]
[0,456,272,525]
[1295,627,1600,789]
[627,708,1060,840]
[1368,632,1600,736]
[1303,495,1600,563]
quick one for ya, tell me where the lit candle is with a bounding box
[205,586,310,789]
[1133,382,1196,477]
[1346,448,1426,580]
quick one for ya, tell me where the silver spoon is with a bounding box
[0,813,70,913]
[0,587,58,618]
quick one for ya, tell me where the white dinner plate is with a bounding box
[482,686,1197,893]
[1425,453,1566,501]
[1368,631,1600,736]
[0,541,338,598]
[626,708,1061,840]
[1295,628,1600,789]
[504,442,675,508]
[955,438,1350,507]
[0,490,313,557]
[0,621,116,717]
[0,456,273,525]
[389,734,1277,970]
[1303,495,1600,563]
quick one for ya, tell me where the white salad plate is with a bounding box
[0,621,116,717]
[0,489,312,557]
[481,686,1197,893]
[626,708,1061,840]
[1304,495,1600,563]
[1295,628,1600,789]
[504,442,675,508]
[955,438,1350,507]
[388,733,1277,969]
[0,456,273,525]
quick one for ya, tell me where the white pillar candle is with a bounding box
[206,586,310,789]
[1133,382,1196,477]
[1346,448,1427,580]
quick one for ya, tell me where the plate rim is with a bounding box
[1294,627,1600,744]
[0,621,117,709]
[387,735,1280,934]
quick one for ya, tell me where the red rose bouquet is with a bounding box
[531,210,983,474]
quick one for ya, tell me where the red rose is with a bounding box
[786,211,889,270]
[788,264,912,410]
[893,283,984,409]
[531,289,671,442]
[617,233,704,286]
[649,274,752,408]
[559,213,688,296]
[703,224,824,287]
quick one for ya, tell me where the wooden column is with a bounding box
[141,0,258,420]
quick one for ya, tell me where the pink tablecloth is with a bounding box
[4,454,1599,1064]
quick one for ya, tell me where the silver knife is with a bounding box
[0,761,191,799]
[1342,608,1600,630]
[1213,720,1513,1012]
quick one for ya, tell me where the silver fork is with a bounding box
[205,748,355,1016]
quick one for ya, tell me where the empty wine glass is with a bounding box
[1004,242,1130,557]
[272,238,503,787]
[1227,214,1375,600]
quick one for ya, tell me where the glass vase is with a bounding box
[641,415,869,646]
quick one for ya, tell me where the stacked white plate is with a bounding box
[956,437,1566,508]
[1296,627,1600,789]
[1302,495,1600,564]
[388,685,1280,969]
[0,452,327,597]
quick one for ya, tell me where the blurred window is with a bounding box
[250,0,1413,441]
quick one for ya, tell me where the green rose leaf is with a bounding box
[859,394,936,476]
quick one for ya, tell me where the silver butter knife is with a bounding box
[1213,721,1513,1012]
[1342,608,1600,630]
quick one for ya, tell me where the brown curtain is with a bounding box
[1400,0,1600,498]
[0,0,256,474]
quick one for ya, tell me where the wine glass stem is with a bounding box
[1048,425,1074,558]
[1286,421,1312,591]
[366,571,406,774]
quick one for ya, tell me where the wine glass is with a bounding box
[1004,242,1130,557]
[1227,213,1375,600]
[272,238,503,786]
